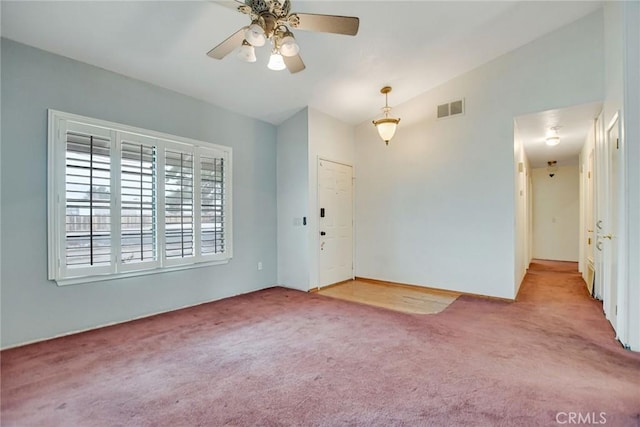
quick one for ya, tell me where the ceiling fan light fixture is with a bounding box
[207,0,360,74]
[267,52,286,71]
[279,34,299,57]
[245,22,266,47]
[237,40,257,62]
[372,86,401,145]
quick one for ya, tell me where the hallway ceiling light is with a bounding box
[546,126,561,146]
[546,136,560,146]
[372,86,401,145]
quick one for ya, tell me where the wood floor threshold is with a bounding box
[355,277,514,303]
[308,279,353,293]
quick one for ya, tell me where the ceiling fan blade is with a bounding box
[284,53,306,74]
[291,13,359,36]
[211,0,252,15]
[207,27,246,60]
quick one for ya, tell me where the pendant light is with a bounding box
[372,86,401,145]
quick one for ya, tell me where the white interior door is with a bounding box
[594,112,606,300]
[595,112,620,330]
[585,148,595,294]
[318,159,353,287]
[603,115,619,328]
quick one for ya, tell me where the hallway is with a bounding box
[518,259,590,302]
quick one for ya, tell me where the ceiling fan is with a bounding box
[207,0,359,73]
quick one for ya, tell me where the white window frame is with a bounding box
[48,110,233,286]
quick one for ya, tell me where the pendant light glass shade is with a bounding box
[245,23,266,47]
[267,52,286,71]
[372,86,401,145]
[373,118,400,144]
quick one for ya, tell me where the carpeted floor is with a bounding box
[2,260,640,426]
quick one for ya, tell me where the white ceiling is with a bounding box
[515,101,603,169]
[1,1,603,125]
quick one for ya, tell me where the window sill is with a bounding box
[54,258,231,286]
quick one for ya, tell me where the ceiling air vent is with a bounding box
[437,98,465,119]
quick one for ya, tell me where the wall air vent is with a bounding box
[437,98,465,119]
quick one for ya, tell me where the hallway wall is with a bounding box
[532,166,580,262]
[514,122,532,294]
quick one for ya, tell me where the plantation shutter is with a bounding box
[165,148,194,261]
[120,134,159,270]
[62,122,114,276]
[199,151,226,256]
[49,110,233,284]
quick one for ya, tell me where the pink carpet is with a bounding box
[2,260,640,425]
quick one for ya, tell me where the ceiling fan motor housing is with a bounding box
[247,0,291,18]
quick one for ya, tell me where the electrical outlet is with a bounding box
[257,262,263,271]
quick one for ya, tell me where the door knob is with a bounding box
[602,234,613,240]
[320,231,326,236]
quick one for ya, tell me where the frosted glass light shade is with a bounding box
[245,23,266,47]
[237,42,256,62]
[373,117,400,145]
[279,35,299,57]
[267,52,286,71]
[546,136,560,146]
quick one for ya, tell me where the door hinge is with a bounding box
[616,138,619,150]
[615,305,618,315]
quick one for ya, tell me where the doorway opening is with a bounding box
[514,101,603,297]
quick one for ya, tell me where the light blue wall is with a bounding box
[0,39,277,348]
[276,108,310,290]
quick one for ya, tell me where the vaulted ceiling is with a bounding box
[1,1,603,125]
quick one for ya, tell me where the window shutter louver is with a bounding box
[120,138,158,267]
[64,130,112,271]
[200,154,225,255]
[165,149,194,259]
